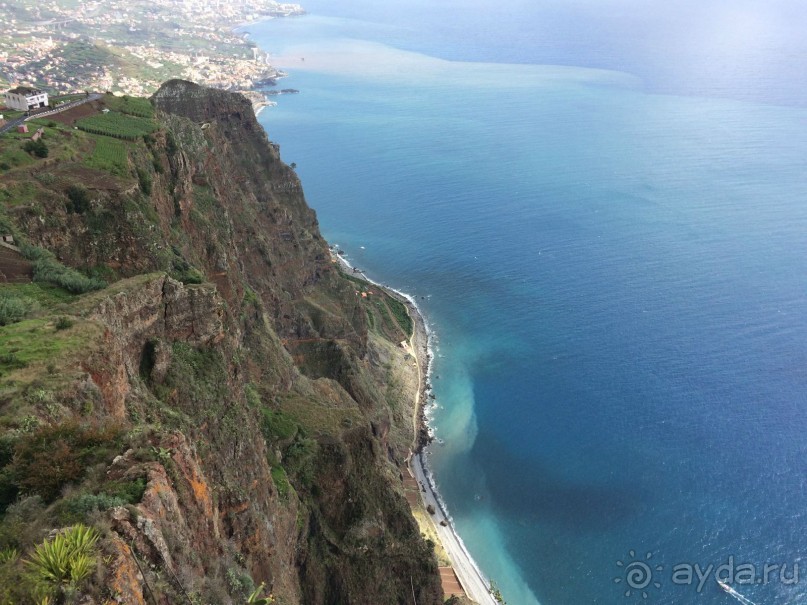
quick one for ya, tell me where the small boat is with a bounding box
[716,579,757,605]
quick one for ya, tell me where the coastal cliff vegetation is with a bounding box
[0,81,446,604]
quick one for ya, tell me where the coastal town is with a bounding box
[0,0,304,97]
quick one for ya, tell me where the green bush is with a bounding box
[0,351,27,370]
[54,317,74,331]
[57,494,126,522]
[23,139,48,158]
[136,167,152,195]
[260,409,298,442]
[0,292,36,326]
[103,477,146,504]
[20,245,106,294]
[271,466,291,499]
[65,185,90,214]
[55,478,145,523]
[0,547,18,564]
[177,268,203,284]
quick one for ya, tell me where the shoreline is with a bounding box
[332,251,497,605]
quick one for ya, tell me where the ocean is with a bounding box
[246,1,807,603]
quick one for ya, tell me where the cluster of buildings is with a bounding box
[0,0,303,98]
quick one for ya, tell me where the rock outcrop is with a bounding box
[0,81,442,604]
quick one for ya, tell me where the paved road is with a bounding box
[0,114,26,135]
[1,93,102,135]
[411,454,498,605]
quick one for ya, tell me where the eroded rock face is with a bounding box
[91,276,224,353]
[104,534,147,605]
[85,275,224,420]
[4,82,443,604]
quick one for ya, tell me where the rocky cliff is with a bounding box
[0,81,443,604]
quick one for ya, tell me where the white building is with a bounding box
[3,86,49,111]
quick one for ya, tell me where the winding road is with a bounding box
[0,93,102,135]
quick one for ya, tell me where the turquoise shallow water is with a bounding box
[248,3,807,603]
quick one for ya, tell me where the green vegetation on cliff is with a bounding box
[0,81,443,605]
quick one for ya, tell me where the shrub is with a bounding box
[54,317,74,331]
[0,351,27,370]
[0,293,36,326]
[282,437,318,489]
[9,422,123,503]
[103,477,146,504]
[260,409,298,442]
[32,257,106,293]
[20,245,106,294]
[271,467,291,499]
[136,167,152,195]
[58,493,127,518]
[226,567,255,600]
[23,139,48,158]
[65,185,91,214]
[56,478,145,522]
[170,264,204,285]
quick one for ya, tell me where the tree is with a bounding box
[65,185,90,214]
[23,139,48,158]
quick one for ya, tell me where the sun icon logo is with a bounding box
[614,550,663,599]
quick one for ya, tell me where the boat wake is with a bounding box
[718,580,759,605]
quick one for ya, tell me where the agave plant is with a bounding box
[0,547,19,564]
[62,524,99,556]
[25,524,99,597]
[27,534,73,585]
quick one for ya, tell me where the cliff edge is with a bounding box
[0,81,443,604]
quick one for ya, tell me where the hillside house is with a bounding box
[4,86,49,111]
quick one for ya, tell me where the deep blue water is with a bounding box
[247,2,807,603]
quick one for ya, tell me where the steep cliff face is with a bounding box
[0,81,442,604]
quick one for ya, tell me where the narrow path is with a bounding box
[410,453,497,605]
[402,301,498,605]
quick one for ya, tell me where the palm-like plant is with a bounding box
[25,524,99,598]
[0,547,19,564]
[62,524,98,555]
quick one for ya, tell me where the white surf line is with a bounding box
[411,454,498,605]
[332,248,497,604]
